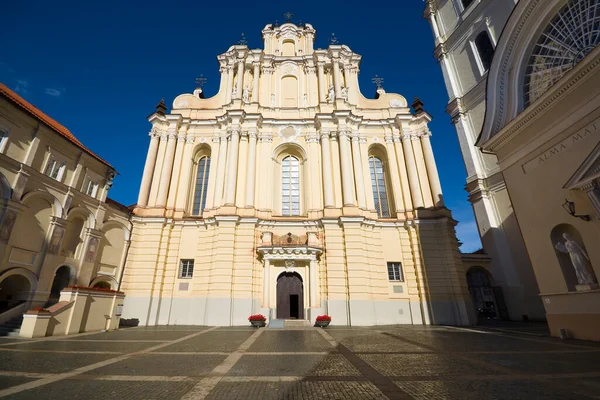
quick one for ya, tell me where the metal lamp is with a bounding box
[562,199,591,221]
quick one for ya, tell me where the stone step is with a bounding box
[284,319,310,328]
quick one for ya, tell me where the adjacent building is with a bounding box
[478,0,600,340]
[121,22,477,327]
[0,84,131,328]
[423,0,546,321]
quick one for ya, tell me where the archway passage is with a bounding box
[276,272,304,319]
[0,275,31,313]
[48,266,71,306]
[92,281,112,289]
[467,267,498,321]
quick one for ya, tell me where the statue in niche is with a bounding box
[232,83,238,97]
[302,94,308,107]
[327,85,335,102]
[340,86,348,101]
[242,87,250,103]
[271,94,276,107]
[555,233,596,285]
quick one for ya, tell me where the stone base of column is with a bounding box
[133,207,168,217]
[215,205,238,215]
[342,206,361,216]
[307,210,324,219]
[323,207,343,218]
[238,207,256,217]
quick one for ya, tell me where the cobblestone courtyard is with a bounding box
[0,324,599,399]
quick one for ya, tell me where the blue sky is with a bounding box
[1,0,482,251]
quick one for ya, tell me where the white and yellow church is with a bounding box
[121,22,476,326]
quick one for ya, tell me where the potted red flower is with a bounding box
[248,314,267,328]
[315,315,331,328]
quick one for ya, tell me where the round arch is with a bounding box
[276,271,304,320]
[466,266,498,320]
[90,275,118,290]
[272,141,307,162]
[21,190,63,218]
[0,268,37,313]
[66,206,96,230]
[0,172,12,201]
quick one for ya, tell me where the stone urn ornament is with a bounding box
[314,315,331,328]
[248,314,266,328]
[555,233,598,290]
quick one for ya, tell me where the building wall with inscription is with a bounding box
[479,0,600,341]
[424,0,546,322]
[121,22,477,327]
[0,84,131,319]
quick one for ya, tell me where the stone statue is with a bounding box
[242,87,250,103]
[340,86,348,101]
[232,83,238,97]
[327,85,335,102]
[271,94,276,107]
[303,93,308,107]
[555,233,596,285]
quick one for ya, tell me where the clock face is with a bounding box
[523,0,600,107]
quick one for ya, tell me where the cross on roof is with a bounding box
[372,75,384,89]
[284,12,294,22]
[195,74,207,89]
[329,33,339,45]
[238,33,248,46]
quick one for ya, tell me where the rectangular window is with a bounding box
[44,157,66,181]
[83,179,99,198]
[179,259,194,278]
[0,129,9,153]
[387,262,404,282]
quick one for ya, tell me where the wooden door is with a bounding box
[276,272,304,319]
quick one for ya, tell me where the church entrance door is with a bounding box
[276,272,304,319]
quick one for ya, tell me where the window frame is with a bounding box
[0,126,9,153]
[387,262,404,282]
[281,155,301,217]
[44,155,67,182]
[179,259,194,279]
[192,155,211,215]
[369,155,392,218]
[470,29,496,77]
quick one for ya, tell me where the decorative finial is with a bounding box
[155,98,167,115]
[238,33,248,46]
[372,75,384,89]
[412,97,425,114]
[195,74,207,89]
[284,12,294,22]
[329,33,339,45]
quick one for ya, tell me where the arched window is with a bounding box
[281,155,300,216]
[475,31,494,72]
[369,156,391,218]
[192,156,211,215]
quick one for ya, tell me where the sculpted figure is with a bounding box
[242,87,250,103]
[555,233,596,285]
[327,85,335,102]
[340,86,348,100]
[232,83,238,97]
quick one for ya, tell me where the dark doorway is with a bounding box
[467,267,501,321]
[276,272,303,319]
[48,266,71,306]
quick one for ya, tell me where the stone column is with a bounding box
[412,136,434,207]
[213,135,228,207]
[224,130,240,205]
[384,137,405,213]
[351,134,367,209]
[245,132,258,207]
[156,132,177,208]
[393,137,414,211]
[332,59,342,97]
[320,132,334,207]
[174,136,196,212]
[421,133,444,207]
[137,130,160,206]
[310,258,318,307]
[402,134,424,209]
[263,259,270,307]
[338,131,356,206]
[317,62,326,103]
[252,62,260,103]
[203,136,219,211]
[225,65,234,103]
[166,134,186,210]
[147,132,168,207]
[235,59,244,100]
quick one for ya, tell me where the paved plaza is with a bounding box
[0,324,599,399]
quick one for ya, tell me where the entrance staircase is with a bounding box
[284,319,310,328]
[0,316,23,337]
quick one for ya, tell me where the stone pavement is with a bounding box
[0,324,599,399]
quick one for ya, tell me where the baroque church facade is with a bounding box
[121,22,476,326]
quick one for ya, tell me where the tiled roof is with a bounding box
[0,83,114,169]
